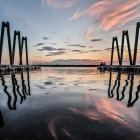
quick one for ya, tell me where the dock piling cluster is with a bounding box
[98,22,140,72]
[0,22,41,73]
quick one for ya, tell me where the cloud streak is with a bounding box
[84,27,103,41]
[84,27,96,40]
[68,44,95,48]
[34,43,45,47]
[46,51,66,56]
[91,39,103,42]
[42,0,76,8]
[69,0,140,30]
[38,46,66,51]
[42,37,50,40]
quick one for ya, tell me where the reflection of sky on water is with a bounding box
[0,68,140,139]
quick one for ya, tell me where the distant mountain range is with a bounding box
[43,59,101,65]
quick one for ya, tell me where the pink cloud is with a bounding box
[84,27,96,40]
[68,9,83,20]
[69,0,140,30]
[42,0,75,8]
[84,27,103,41]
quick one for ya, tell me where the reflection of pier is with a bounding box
[98,22,140,72]
[0,71,31,110]
[108,71,140,107]
[0,71,31,127]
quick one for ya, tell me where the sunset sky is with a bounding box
[0,0,140,65]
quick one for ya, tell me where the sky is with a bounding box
[0,0,140,65]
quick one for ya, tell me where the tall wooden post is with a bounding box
[21,37,29,65]
[133,22,140,65]
[0,22,13,65]
[13,31,22,65]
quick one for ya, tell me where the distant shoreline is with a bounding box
[40,65,98,67]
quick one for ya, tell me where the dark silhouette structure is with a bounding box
[0,22,13,65]
[111,22,140,65]
[108,71,140,107]
[21,37,29,65]
[0,71,31,110]
[0,22,29,65]
[0,111,4,128]
[13,31,22,65]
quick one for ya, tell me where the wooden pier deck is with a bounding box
[0,65,41,73]
[97,65,140,73]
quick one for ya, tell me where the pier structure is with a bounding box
[98,22,140,72]
[0,22,40,73]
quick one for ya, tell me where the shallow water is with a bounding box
[0,67,140,140]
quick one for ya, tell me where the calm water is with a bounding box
[0,67,140,140]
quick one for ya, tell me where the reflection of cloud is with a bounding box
[36,85,46,89]
[47,116,73,140]
[62,129,71,137]
[48,119,58,140]
[69,0,140,30]
[68,97,140,130]
[42,0,75,8]
[44,82,53,85]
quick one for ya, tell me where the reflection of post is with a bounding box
[129,85,140,107]
[107,72,140,107]
[21,72,27,98]
[11,74,17,110]
[27,71,31,96]
[0,111,4,127]
[0,72,31,110]
[0,74,13,110]
[110,72,120,97]
[108,71,112,98]
[119,74,130,101]
[116,73,121,100]
[128,75,140,107]
[127,74,134,107]
[14,74,24,104]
